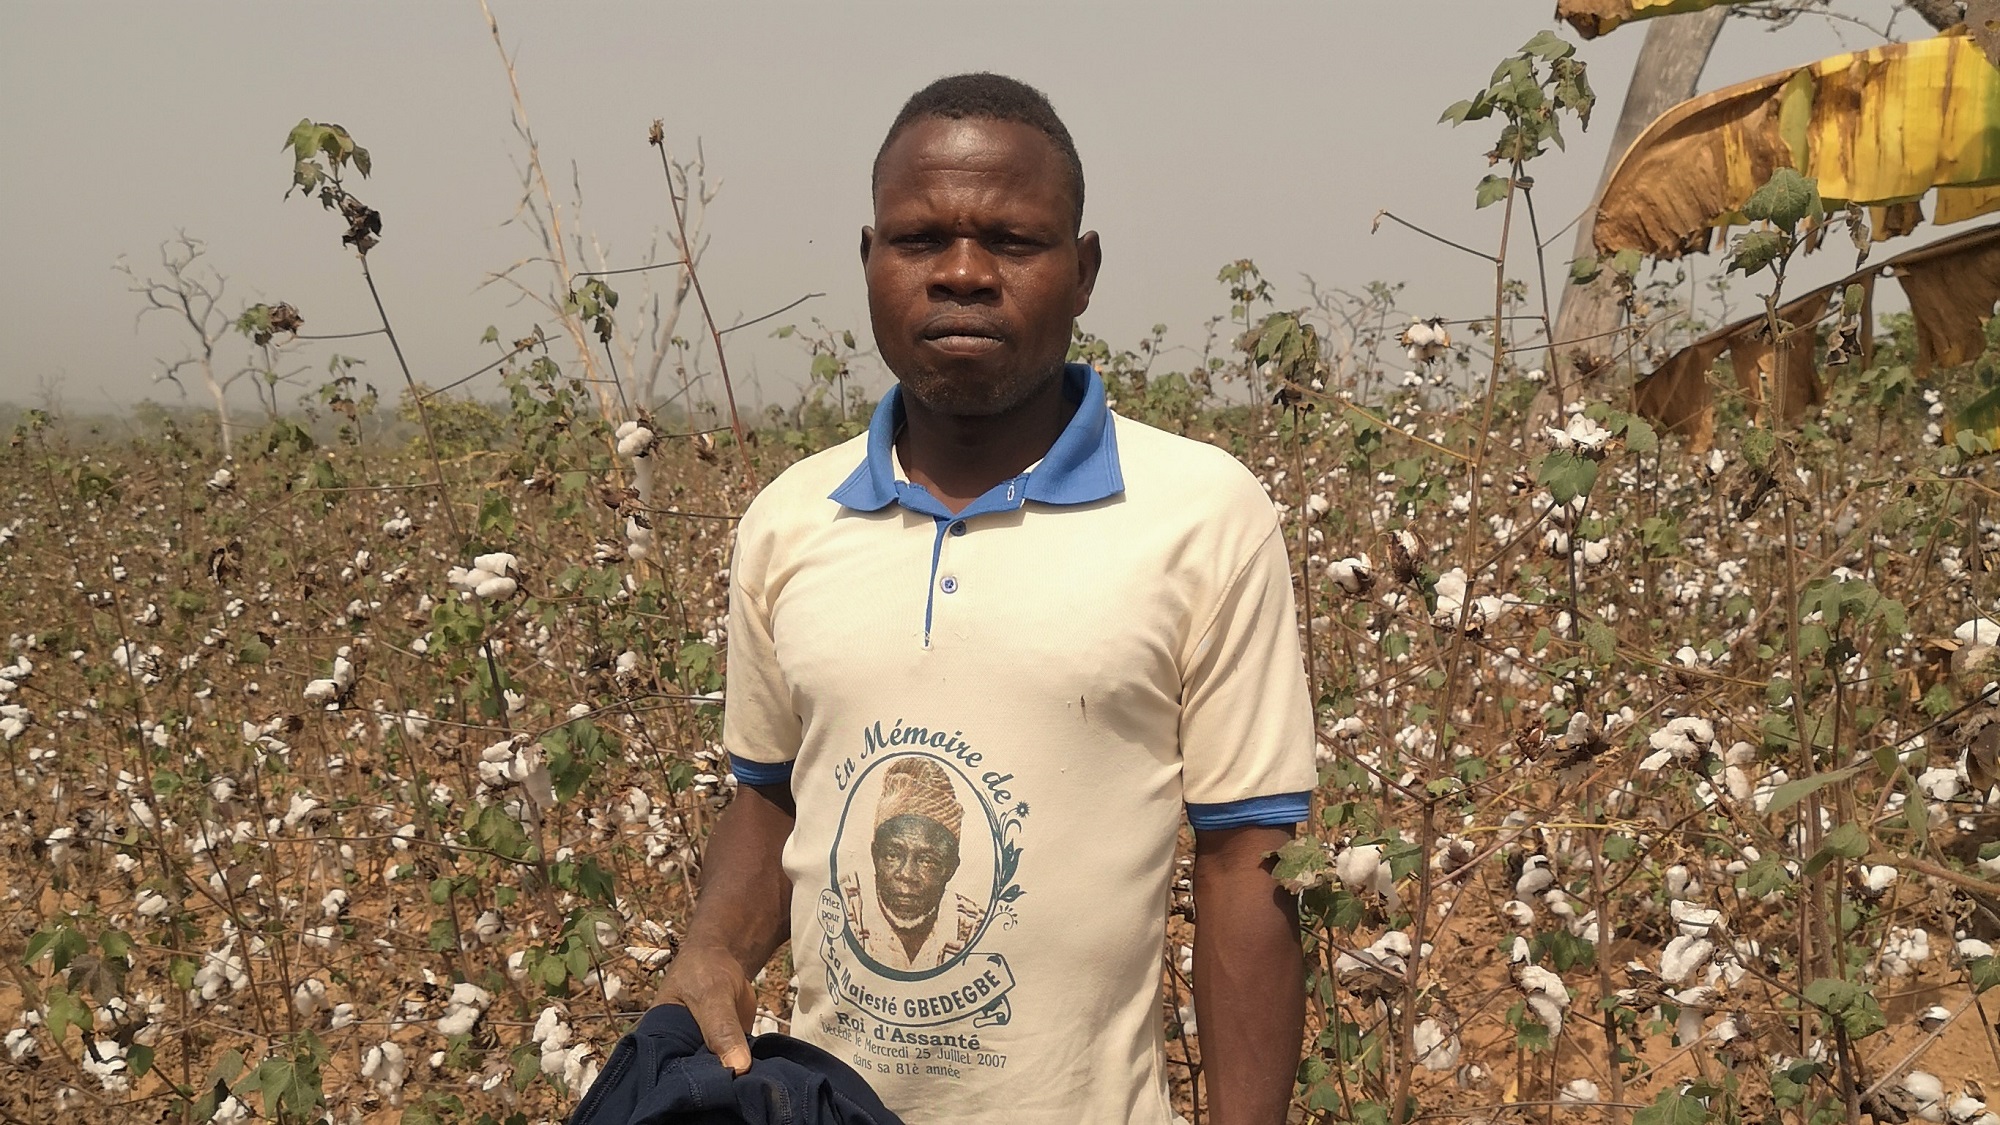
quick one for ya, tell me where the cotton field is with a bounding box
[3,331,1999,1124]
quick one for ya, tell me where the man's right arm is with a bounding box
[652,779,796,1073]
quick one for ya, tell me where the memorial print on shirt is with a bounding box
[816,719,1026,1074]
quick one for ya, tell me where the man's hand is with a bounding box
[650,779,796,1075]
[1191,824,1305,1125]
[655,941,760,1072]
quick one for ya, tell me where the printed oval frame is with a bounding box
[828,750,1004,983]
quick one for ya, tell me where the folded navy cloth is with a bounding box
[568,1004,906,1125]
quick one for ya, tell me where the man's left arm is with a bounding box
[1191,823,1304,1125]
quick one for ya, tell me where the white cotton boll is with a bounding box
[1958,938,1996,960]
[1858,865,1898,894]
[1917,1005,1951,1033]
[473,552,518,577]
[1328,556,1373,595]
[1335,844,1397,904]
[1412,1018,1460,1071]
[564,1045,600,1093]
[437,1006,479,1038]
[321,888,349,918]
[1905,1069,1945,1099]
[616,425,655,458]
[1948,1096,1989,1124]
[79,1039,129,1092]
[533,1007,569,1047]
[1581,539,1611,565]
[1514,857,1554,899]
[6,1028,37,1062]
[1526,994,1565,1036]
[1956,619,2000,646]
[362,1039,410,1098]
[1660,935,1714,983]
[1499,900,1535,928]
[210,1096,251,1125]
[1917,767,1961,803]
[292,978,326,1016]
[328,1003,356,1030]
[475,575,518,600]
[451,982,491,1009]
[1671,901,1722,938]
[135,888,169,918]
[303,678,341,705]
[1559,1079,1601,1104]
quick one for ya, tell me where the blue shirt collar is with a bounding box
[829,362,1124,515]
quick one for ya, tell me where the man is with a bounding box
[840,757,986,972]
[656,73,1314,1125]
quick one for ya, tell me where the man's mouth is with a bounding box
[920,318,1006,356]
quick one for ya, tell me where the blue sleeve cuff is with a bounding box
[1185,791,1311,830]
[727,754,795,786]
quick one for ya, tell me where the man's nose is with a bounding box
[929,238,999,301]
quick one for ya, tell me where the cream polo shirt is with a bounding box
[723,363,1315,1125]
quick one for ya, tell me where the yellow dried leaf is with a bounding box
[1597,33,2000,257]
[1556,0,1741,39]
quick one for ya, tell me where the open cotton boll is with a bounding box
[1412,1018,1460,1071]
[1660,935,1714,983]
[473,552,517,578]
[292,978,326,1016]
[475,574,518,600]
[1956,619,2000,646]
[615,425,656,458]
[1328,556,1373,595]
[362,1040,408,1098]
[1558,1078,1601,1104]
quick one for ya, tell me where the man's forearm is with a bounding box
[1191,825,1305,1125]
[682,781,796,971]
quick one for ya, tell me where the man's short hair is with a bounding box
[873,72,1085,232]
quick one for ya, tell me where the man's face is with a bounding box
[872,815,961,925]
[862,116,1100,417]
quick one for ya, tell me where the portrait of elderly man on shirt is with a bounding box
[841,757,987,973]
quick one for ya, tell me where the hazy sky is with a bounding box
[0,2,1910,414]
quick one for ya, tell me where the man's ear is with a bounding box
[1072,230,1102,317]
[859,225,876,266]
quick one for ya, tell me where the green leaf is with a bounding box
[1475,174,1512,209]
[1520,30,1576,61]
[1743,168,1821,230]
[1741,426,1777,469]
[1538,449,1599,504]
[1970,955,2000,994]
[1582,620,1616,665]
[1764,766,1860,815]
[1634,1088,1710,1125]
[44,987,92,1041]
[1803,976,1886,1039]
[1612,248,1645,277]
[1270,837,1333,893]
[127,1043,155,1079]
[1729,230,1786,275]
[1567,255,1603,285]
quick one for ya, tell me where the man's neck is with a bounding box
[896,372,1075,515]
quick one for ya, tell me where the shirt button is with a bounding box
[939,576,959,594]
[949,521,967,537]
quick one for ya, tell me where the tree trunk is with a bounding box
[1905,0,1964,31]
[201,358,236,457]
[1550,7,1729,397]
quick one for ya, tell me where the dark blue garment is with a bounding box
[568,1004,906,1125]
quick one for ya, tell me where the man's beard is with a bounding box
[897,358,1063,419]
